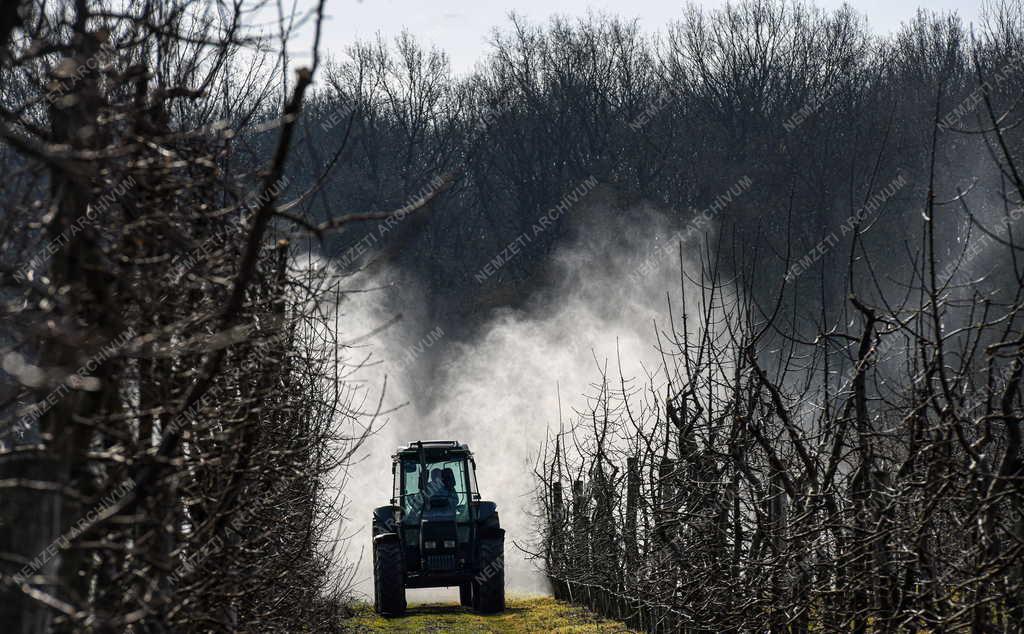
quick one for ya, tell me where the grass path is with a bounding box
[341,595,638,633]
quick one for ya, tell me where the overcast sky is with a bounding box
[266,0,988,76]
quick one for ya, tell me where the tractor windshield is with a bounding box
[399,454,471,523]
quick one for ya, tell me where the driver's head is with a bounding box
[429,468,442,484]
[442,468,456,489]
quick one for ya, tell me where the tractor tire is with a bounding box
[459,582,473,607]
[472,538,505,614]
[373,540,406,616]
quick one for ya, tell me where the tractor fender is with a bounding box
[478,525,505,541]
[475,501,502,539]
[373,505,400,535]
[373,532,401,545]
[475,501,500,528]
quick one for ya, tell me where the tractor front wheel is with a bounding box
[459,582,473,607]
[373,540,406,616]
[472,538,504,614]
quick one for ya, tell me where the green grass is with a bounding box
[341,595,638,633]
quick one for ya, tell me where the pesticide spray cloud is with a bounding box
[327,200,707,600]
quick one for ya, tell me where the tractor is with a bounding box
[371,440,505,615]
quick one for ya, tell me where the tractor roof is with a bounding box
[394,440,471,457]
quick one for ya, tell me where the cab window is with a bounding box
[399,456,471,522]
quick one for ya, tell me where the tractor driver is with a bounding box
[441,468,461,509]
[428,468,444,496]
[406,468,444,522]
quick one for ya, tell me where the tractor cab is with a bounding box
[394,441,475,524]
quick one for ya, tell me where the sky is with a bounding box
[261,0,989,76]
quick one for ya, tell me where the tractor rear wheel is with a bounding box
[472,538,504,614]
[459,582,473,607]
[373,540,406,616]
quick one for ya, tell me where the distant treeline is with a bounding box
[290,0,1023,338]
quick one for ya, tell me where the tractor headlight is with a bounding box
[424,540,437,549]
[443,540,456,549]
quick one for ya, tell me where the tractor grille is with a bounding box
[426,554,456,570]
